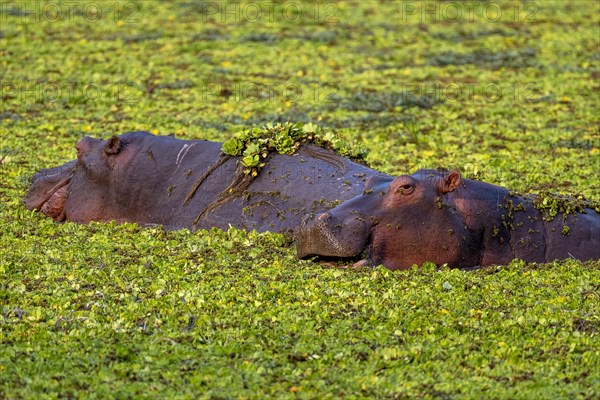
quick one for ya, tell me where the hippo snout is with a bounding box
[24,160,76,216]
[296,211,370,259]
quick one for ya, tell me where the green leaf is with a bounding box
[222,139,243,156]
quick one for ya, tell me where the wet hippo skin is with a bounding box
[297,169,600,269]
[24,131,389,234]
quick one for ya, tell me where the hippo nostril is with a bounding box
[317,212,332,222]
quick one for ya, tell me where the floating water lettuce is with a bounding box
[221,122,368,176]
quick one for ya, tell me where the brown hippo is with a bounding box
[296,169,600,269]
[24,131,389,232]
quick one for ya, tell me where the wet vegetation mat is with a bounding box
[1,1,599,398]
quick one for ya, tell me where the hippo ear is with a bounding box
[440,170,462,193]
[104,136,121,155]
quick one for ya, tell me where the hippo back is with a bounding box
[543,209,600,261]
[194,145,388,233]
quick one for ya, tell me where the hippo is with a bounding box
[24,131,390,232]
[296,169,600,269]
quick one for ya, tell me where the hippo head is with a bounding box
[24,133,139,223]
[297,169,483,270]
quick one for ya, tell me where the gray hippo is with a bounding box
[24,131,389,232]
[296,169,600,269]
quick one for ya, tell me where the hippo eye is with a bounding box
[395,183,414,195]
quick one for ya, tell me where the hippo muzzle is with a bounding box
[296,212,371,259]
[23,160,76,221]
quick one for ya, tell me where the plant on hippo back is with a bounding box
[221,121,368,177]
[531,192,600,220]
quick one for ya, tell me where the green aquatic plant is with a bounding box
[221,121,368,176]
[532,192,599,221]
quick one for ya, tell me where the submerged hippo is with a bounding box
[24,131,389,232]
[297,169,600,269]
